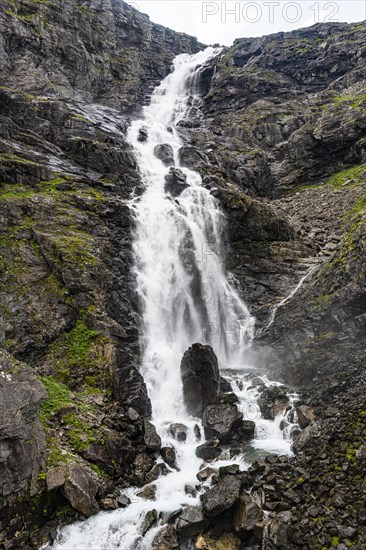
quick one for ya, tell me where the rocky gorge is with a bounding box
[0,1,365,549]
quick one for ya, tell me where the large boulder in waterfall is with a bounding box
[178,145,208,170]
[203,403,243,444]
[154,143,174,166]
[196,438,222,460]
[202,476,242,517]
[257,386,289,420]
[180,343,221,418]
[164,167,189,197]
[169,423,188,442]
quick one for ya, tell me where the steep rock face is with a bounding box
[202,22,366,197]
[0,0,202,112]
[0,350,46,505]
[0,1,203,546]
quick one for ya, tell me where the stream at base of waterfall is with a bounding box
[44,47,299,550]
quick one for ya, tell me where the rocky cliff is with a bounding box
[0,0,203,547]
[0,1,366,548]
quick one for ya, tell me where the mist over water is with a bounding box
[44,47,296,550]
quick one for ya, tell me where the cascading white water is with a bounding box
[43,47,297,550]
[129,47,255,428]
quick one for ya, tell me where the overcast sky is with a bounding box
[129,1,366,45]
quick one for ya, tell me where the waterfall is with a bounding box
[128,47,255,427]
[43,47,297,550]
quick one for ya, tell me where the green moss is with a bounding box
[62,413,98,452]
[52,229,99,269]
[0,153,39,165]
[38,376,71,423]
[90,464,108,477]
[331,537,340,546]
[46,436,72,468]
[326,163,366,188]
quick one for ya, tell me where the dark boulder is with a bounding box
[169,423,188,442]
[203,403,243,443]
[175,506,209,537]
[258,386,289,420]
[196,438,222,461]
[220,375,233,393]
[164,168,189,197]
[143,420,162,451]
[138,127,148,142]
[152,525,179,550]
[180,343,221,418]
[234,495,263,532]
[112,364,152,418]
[161,446,178,469]
[202,476,242,517]
[154,144,174,166]
[142,509,158,535]
[62,463,99,518]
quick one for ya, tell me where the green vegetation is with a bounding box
[38,376,71,423]
[326,164,366,188]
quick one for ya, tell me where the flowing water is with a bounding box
[44,47,298,550]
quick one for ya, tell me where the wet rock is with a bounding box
[202,403,242,443]
[220,376,233,393]
[136,484,157,501]
[169,423,188,442]
[62,463,99,518]
[142,509,158,535]
[161,446,177,469]
[138,127,148,142]
[194,424,202,441]
[176,506,209,537]
[296,405,315,429]
[117,494,131,508]
[180,344,221,418]
[178,145,208,170]
[258,386,289,420]
[152,524,179,550]
[213,393,239,405]
[154,144,174,166]
[100,497,118,510]
[202,476,242,517]
[196,438,222,461]
[197,467,217,482]
[185,485,197,498]
[112,364,152,418]
[144,419,162,451]
[239,420,256,440]
[233,495,263,532]
[164,168,189,197]
[218,464,240,477]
